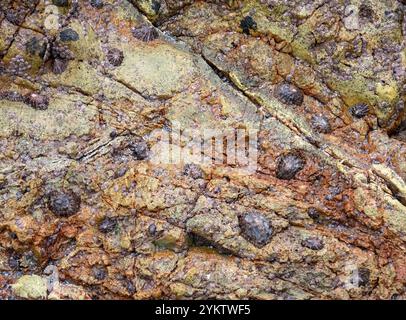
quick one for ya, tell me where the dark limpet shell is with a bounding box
[130,141,149,160]
[350,103,369,118]
[52,0,69,7]
[48,190,81,217]
[132,26,159,42]
[60,28,80,42]
[98,217,117,233]
[90,0,104,9]
[311,115,332,133]
[239,212,273,247]
[148,223,157,236]
[301,237,325,250]
[52,58,69,74]
[24,93,49,110]
[106,48,124,67]
[151,1,161,14]
[274,82,304,106]
[183,163,203,179]
[92,265,107,280]
[276,152,306,180]
[25,37,44,57]
[240,16,257,35]
[307,208,321,221]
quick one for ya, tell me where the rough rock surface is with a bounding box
[0,0,405,300]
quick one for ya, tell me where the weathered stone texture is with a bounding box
[0,0,405,300]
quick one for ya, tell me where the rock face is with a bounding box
[0,0,405,300]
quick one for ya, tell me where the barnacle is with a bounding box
[0,91,24,102]
[7,55,31,77]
